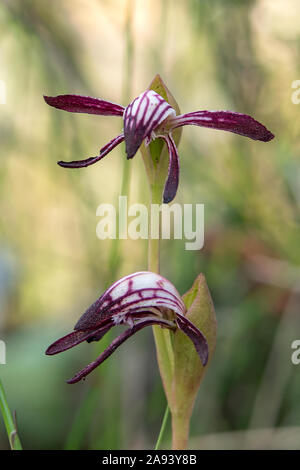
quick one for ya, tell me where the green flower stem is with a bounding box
[148,180,191,450]
[0,378,22,450]
[148,182,174,398]
[147,181,174,449]
[171,411,190,450]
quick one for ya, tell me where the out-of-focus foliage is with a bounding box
[0,0,299,449]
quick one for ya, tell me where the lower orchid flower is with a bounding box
[44,76,274,203]
[46,271,208,384]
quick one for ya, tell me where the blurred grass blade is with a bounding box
[154,405,170,450]
[0,379,22,450]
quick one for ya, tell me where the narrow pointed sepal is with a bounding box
[67,317,175,384]
[169,110,274,142]
[44,94,125,116]
[57,134,124,168]
[124,90,176,159]
[175,314,208,366]
[46,321,114,355]
[160,134,180,204]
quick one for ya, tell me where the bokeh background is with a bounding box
[0,0,300,449]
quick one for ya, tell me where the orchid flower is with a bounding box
[46,271,208,384]
[44,88,274,203]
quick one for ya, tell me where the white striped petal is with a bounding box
[123,90,176,159]
[74,271,186,330]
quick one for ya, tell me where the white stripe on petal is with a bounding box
[75,271,186,330]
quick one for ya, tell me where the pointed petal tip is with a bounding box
[176,315,209,367]
[57,159,91,169]
[57,160,70,168]
[163,194,174,204]
[45,336,75,356]
[161,135,179,204]
[126,149,136,160]
[45,345,55,356]
[153,73,162,81]
[67,375,82,385]
[45,342,64,356]
[57,134,124,169]
[163,183,177,203]
[43,95,62,108]
[125,133,145,160]
[197,336,209,367]
[262,130,275,143]
[254,123,275,143]
[201,344,209,366]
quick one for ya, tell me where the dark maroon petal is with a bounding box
[46,320,114,355]
[123,90,175,159]
[57,133,124,169]
[159,134,180,204]
[74,297,110,331]
[169,111,274,142]
[175,314,209,366]
[44,94,124,116]
[85,322,114,343]
[67,318,174,384]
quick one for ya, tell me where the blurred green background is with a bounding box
[0,0,300,449]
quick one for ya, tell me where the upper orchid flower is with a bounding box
[46,271,208,384]
[44,85,274,203]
